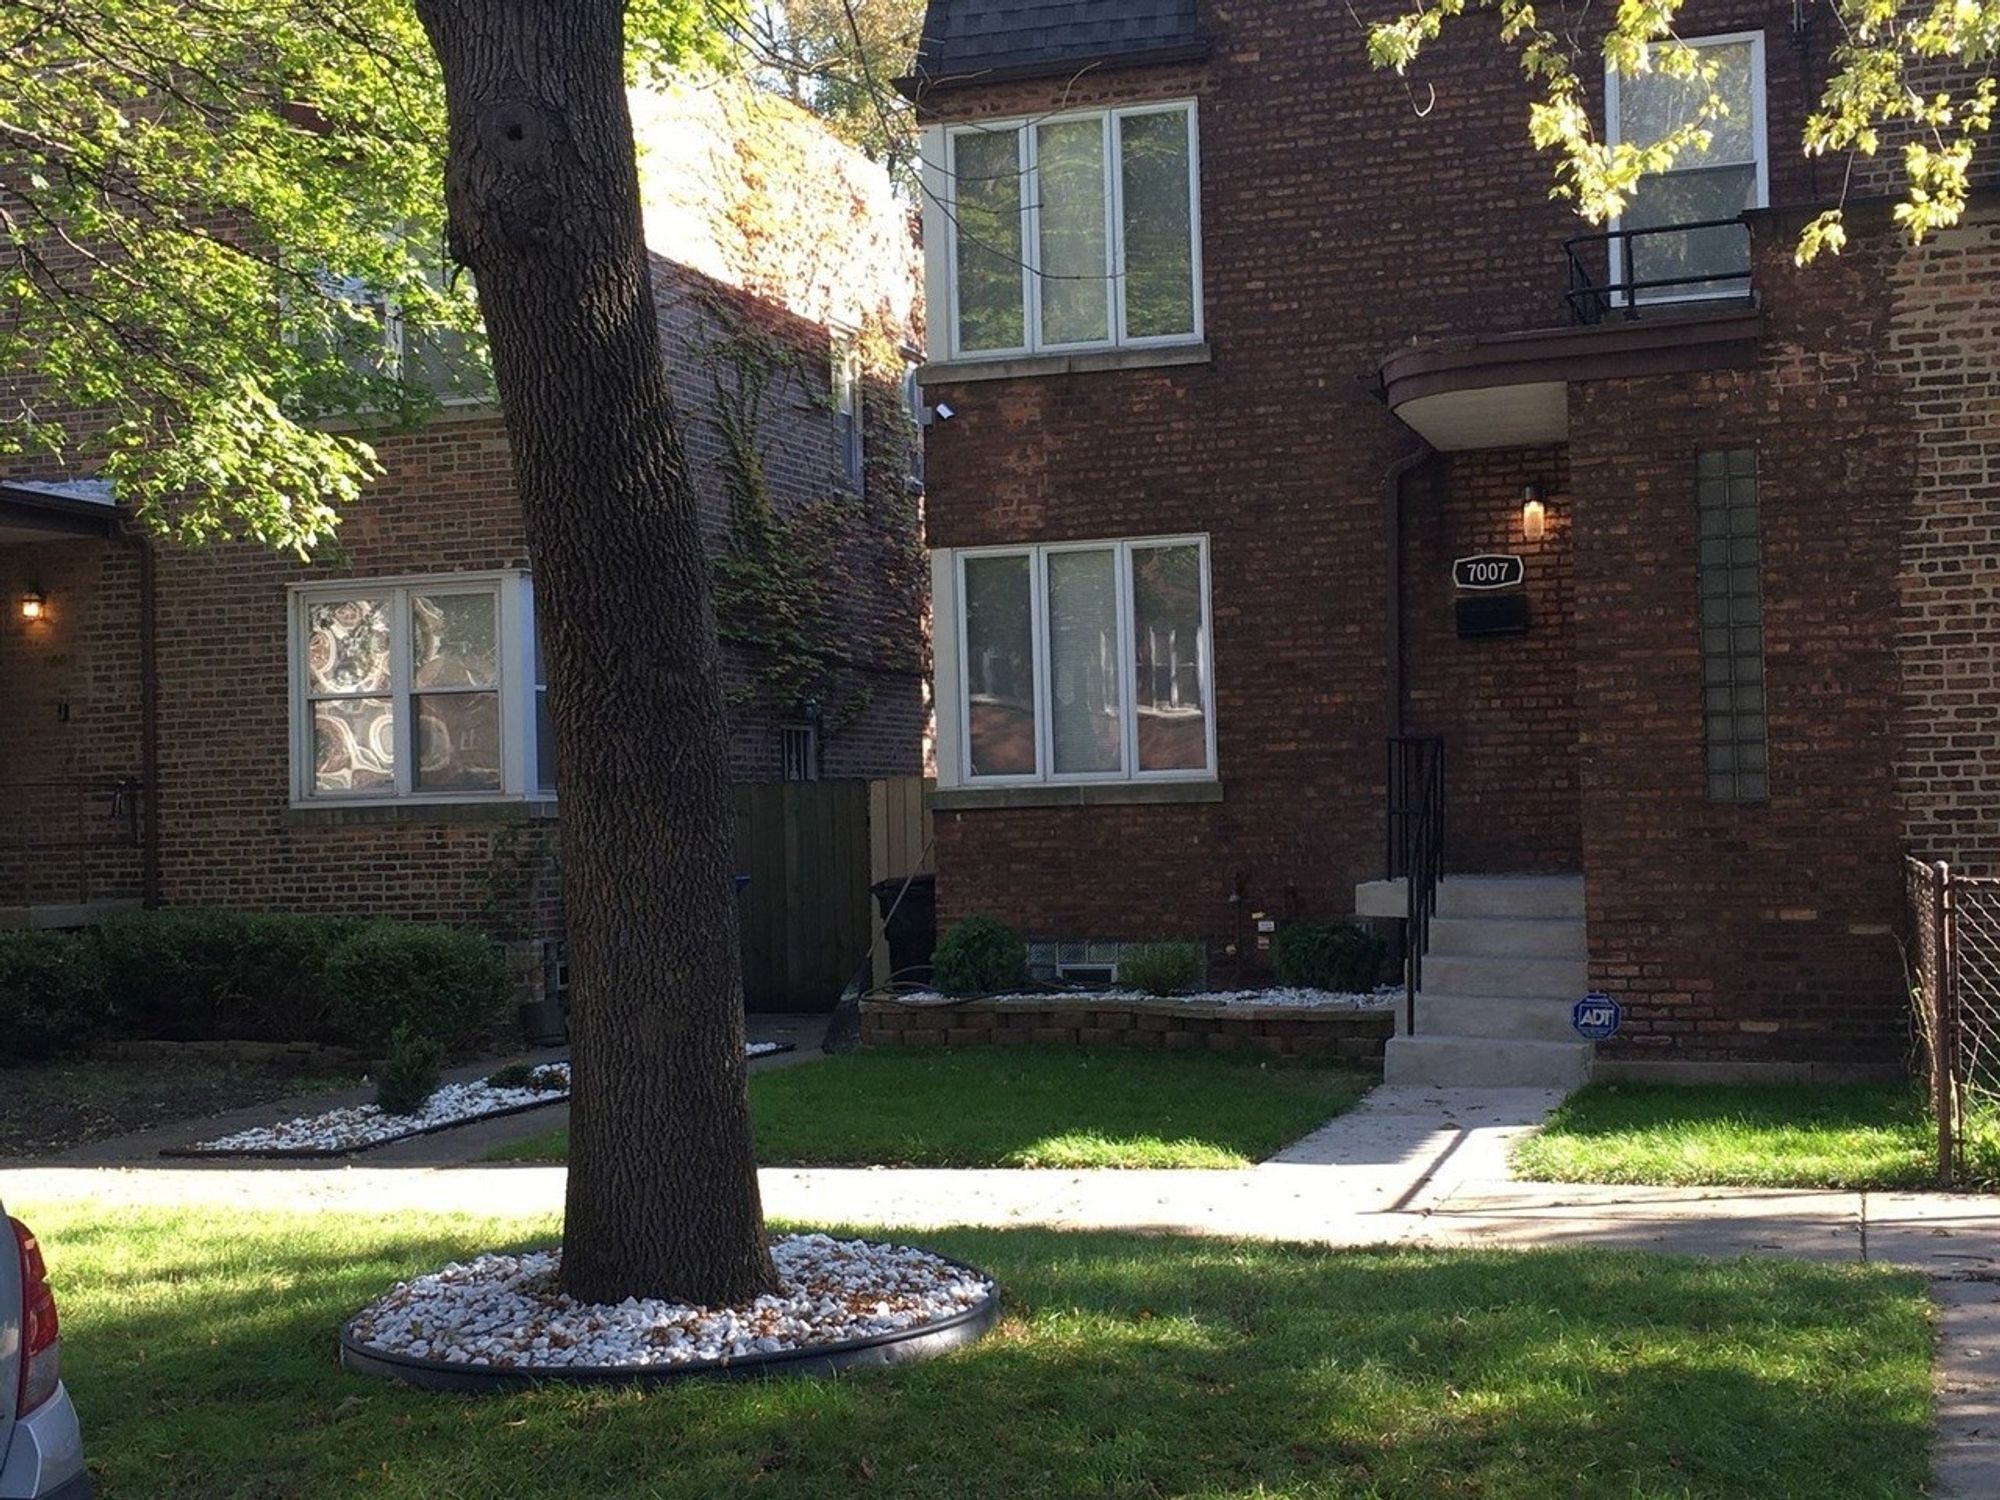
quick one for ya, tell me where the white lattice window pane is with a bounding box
[412,592,498,688]
[307,599,391,693]
[962,554,1037,777]
[414,691,503,791]
[954,130,1026,353]
[1131,543,1208,771]
[1046,548,1122,775]
[314,697,396,793]
[1036,118,1109,346]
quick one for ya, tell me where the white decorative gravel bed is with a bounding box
[347,1233,994,1370]
[182,1041,790,1156]
[894,987,1398,1011]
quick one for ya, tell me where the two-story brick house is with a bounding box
[0,79,928,1012]
[903,0,2000,1083]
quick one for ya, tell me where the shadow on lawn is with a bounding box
[49,1215,1930,1500]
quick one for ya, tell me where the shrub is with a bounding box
[93,908,362,1042]
[375,1023,443,1116]
[1117,941,1204,996]
[485,1061,535,1089]
[0,930,113,1062]
[1272,921,1387,992]
[323,921,507,1053]
[931,914,1028,996]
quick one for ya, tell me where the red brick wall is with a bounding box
[1400,448,1580,874]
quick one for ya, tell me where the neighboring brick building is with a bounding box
[904,0,2000,1080]
[0,80,927,1008]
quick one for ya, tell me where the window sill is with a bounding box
[283,798,558,828]
[929,780,1222,811]
[919,342,1210,385]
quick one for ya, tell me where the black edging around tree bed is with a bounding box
[336,1251,1003,1392]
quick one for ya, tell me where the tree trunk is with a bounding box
[413,0,777,1306]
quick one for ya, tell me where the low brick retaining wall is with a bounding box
[861,997,1394,1065]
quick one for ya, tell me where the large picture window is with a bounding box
[939,102,1201,360]
[1606,33,1767,305]
[951,538,1214,784]
[290,572,544,804]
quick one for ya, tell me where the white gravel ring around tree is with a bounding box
[178,1042,789,1157]
[892,987,1399,1010]
[344,1234,997,1377]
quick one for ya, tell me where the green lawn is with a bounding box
[492,1047,1375,1169]
[1512,1082,1990,1190]
[22,1200,1933,1499]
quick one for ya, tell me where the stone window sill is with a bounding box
[929,780,1222,811]
[283,799,558,828]
[919,342,1210,385]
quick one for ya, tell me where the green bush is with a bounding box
[1117,941,1204,996]
[0,930,113,1062]
[375,1023,443,1116]
[1272,921,1387,992]
[324,921,507,1053]
[485,1061,535,1089]
[931,914,1028,996]
[93,908,362,1042]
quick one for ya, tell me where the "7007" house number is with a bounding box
[1452,554,1525,590]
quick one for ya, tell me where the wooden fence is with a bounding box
[733,777,932,1012]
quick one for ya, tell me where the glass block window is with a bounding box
[1698,448,1768,801]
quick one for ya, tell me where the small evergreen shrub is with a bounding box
[1117,941,1204,996]
[931,914,1028,996]
[1272,921,1387,992]
[0,930,113,1062]
[375,1023,444,1116]
[324,921,507,1053]
[484,1061,536,1089]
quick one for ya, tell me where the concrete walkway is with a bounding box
[7,1081,1999,1494]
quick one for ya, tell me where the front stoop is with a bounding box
[1366,874,1595,1089]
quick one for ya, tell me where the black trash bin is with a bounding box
[872,872,937,986]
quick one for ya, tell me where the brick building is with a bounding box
[904,0,2000,1081]
[0,80,927,1008]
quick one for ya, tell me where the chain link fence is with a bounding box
[1907,857,2000,1187]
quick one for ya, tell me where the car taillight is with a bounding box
[10,1217,60,1415]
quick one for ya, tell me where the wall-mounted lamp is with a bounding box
[19,590,46,622]
[1520,484,1548,543]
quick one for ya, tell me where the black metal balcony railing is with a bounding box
[1564,217,1753,325]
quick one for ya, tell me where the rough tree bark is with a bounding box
[412,0,778,1305]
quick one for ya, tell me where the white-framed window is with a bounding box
[288,571,543,804]
[926,101,1202,361]
[934,536,1215,786]
[310,269,492,407]
[902,358,925,489]
[1605,32,1768,307]
[831,329,864,491]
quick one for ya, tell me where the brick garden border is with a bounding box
[861,997,1393,1066]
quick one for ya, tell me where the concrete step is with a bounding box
[1421,953,1588,1000]
[1402,993,1584,1043]
[1426,914,1586,960]
[1384,1033,1595,1088]
[1434,875,1585,921]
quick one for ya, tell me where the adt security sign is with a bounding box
[1571,992,1622,1042]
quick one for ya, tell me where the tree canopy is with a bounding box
[1368,0,1997,262]
[0,0,728,556]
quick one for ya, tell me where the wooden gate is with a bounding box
[733,780,872,1012]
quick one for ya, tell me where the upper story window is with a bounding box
[831,330,864,491]
[290,572,544,804]
[309,268,492,409]
[1606,33,1768,306]
[935,102,1202,361]
[940,536,1214,785]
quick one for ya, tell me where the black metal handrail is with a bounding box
[1564,217,1752,325]
[1386,736,1444,1036]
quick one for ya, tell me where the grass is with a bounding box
[489,1046,1374,1169]
[0,1057,354,1158]
[1511,1082,1984,1190]
[18,1199,1934,1499]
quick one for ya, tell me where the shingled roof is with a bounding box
[901,0,1204,96]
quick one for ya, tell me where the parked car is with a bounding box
[0,1210,88,1499]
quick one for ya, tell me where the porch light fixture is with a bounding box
[18,590,45,622]
[1520,484,1547,543]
